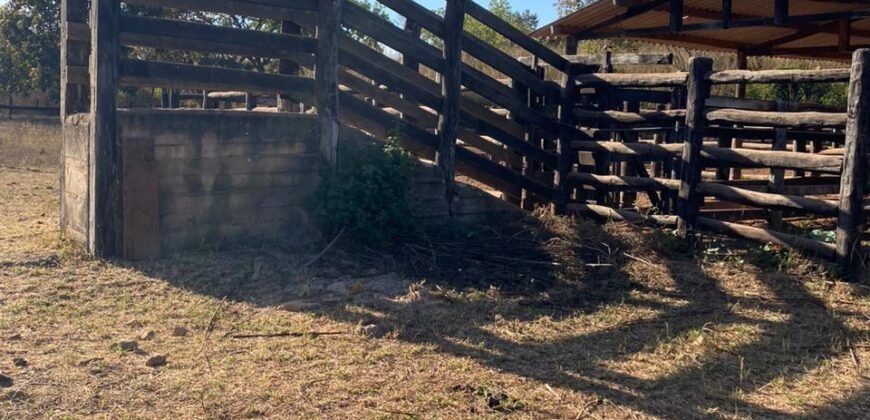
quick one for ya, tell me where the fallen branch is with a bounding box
[231,331,346,339]
[297,227,346,272]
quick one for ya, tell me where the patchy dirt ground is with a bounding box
[1,161,870,418]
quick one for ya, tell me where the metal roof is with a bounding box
[531,0,870,60]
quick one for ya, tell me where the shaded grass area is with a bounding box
[1,167,869,419]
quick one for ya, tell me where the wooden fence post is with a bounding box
[89,0,121,257]
[769,100,787,229]
[836,48,870,279]
[731,49,747,181]
[316,0,342,169]
[677,56,713,240]
[437,0,466,211]
[556,64,579,213]
[278,20,303,113]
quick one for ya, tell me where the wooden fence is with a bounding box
[60,0,869,278]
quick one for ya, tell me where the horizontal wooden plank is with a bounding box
[705,126,845,143]
[569,204,835,259]
[706,109,847,129]
[697,217,835,259]
[568,173,679,190]
[124,0,316,15]
[570,141,844,173]
[118,59,315,99]
[570,140,680,158]
[696,182,839,216]
[708,69,850,85]
[575,108,685,124]
[120,15,316,59]
[706,95,842,112]
[567,203,678,226]
[575,72,688,88]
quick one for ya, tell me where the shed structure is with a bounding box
[533,0,870,61]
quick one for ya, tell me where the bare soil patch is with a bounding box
[1,163,869,418]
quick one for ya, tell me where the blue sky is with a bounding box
[408,0,559,27]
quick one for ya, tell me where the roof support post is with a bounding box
[669,0,683,33]
[437,0,467,214]
[722,0,732,28]
[677,56,713,241]
[774,0,789,25]
[316,0,342,170]
[89,0,121,257]
[836,48,870,279]
[840,19,852,53]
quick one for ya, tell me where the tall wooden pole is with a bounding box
[768,100,788,229]
[731,49,747,180]
[836,48,870,279]
[437,0,466,211]
[556,64,579,213]
[278,20,303,113]
[316,0,342,169]
[677,56,713,240]
[89,0,121,256]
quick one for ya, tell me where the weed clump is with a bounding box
[309,138,415,247]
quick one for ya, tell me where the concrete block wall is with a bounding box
[61,110,521,258]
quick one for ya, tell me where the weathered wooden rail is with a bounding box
[60,0,868,278]
[568,54,868,278]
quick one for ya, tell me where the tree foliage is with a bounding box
[555,0,595,18]
[0,0,388,101]
[464,0,538,51]
[424,0,538,51]
[0,0,60,99]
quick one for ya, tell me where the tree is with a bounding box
[0,0,60,100]
[425,0,539,51]
[555,0,595,18]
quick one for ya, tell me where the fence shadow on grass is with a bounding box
[132,214,866,419]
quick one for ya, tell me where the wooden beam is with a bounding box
[705,109,847,129]
[438,0,466,209]
[836,48,870,278]
[317,0,342,168]
[839,19,851,53]
[774,0,789,26]
[669,0,683,33]
[556,65,578,213]
[722,0,732,28]
[678,56,713,240]
[89,0,121,257]
[571,0,670,38]
[278,20,303,112]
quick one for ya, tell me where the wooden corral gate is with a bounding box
[60,0,869,278]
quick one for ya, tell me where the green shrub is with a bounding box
[309,138,415,247]
[746,77,847,109]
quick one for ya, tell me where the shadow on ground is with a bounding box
[130,214,868,419]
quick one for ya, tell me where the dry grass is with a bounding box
[2,153,870,418]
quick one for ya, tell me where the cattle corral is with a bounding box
[2,0,870,416]
[56,0,869,278]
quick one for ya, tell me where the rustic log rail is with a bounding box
[63,0,868,278]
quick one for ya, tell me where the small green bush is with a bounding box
[309,138,415,247]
